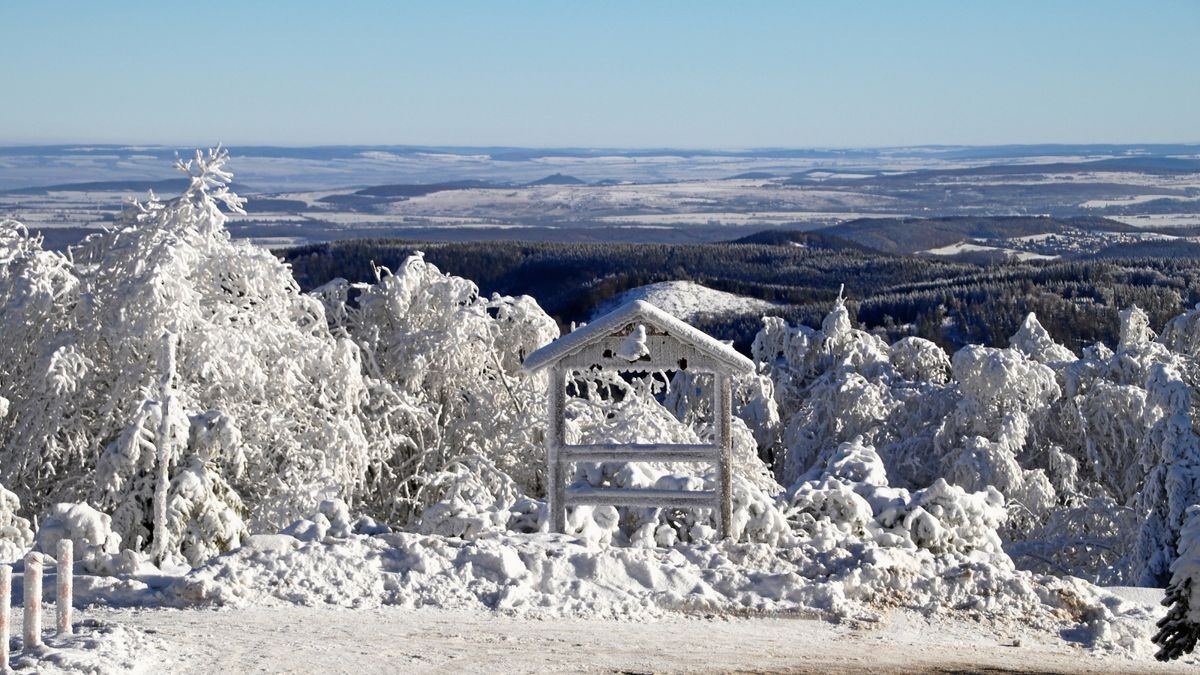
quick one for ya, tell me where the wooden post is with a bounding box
[548,367,567,534]
[22,553,40,650]
[716,373,733,539]
[56,540,72,636]
[1,565,10,671]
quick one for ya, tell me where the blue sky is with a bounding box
[2,1,1197,147]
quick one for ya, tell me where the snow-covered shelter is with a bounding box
[522,300,754,538]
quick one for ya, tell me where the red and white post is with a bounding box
[22,552,41,651]
[1,565,11,671]
[56,540,72,636]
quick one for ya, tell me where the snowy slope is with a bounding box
[592,281,778,321]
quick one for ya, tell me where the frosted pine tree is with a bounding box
[1154,504,1200,661]
[1134,363,1200,586]
[0,222,86,509]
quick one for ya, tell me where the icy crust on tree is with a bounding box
[34,501,122,566]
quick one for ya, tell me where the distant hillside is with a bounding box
[725,171,776,180]
[352,180,501,198]
[2,178,255,195]
[866,156,1200,182]
[814,216,1136,254]
[527,173,585,186]
[728,229,876,252]
[1093,240,1200,259]
[280,237,1200,353]
[280,238,972,349]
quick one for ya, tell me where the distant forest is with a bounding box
[280,238,1198,353]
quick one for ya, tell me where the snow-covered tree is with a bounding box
[0,222,85,505]
[0,149,415,563]
[1133,363,1200,586]
[317,253,558,522]
[1154,504,1200,661]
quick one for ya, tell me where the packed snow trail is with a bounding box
[32,606,1200,674]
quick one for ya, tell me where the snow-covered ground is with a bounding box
[592,281,778,322]
[9,604,1191,674]
[923,241,1059,261]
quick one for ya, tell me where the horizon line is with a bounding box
[2,141,1200,152]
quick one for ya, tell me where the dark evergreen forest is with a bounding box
[280,237,1198,352]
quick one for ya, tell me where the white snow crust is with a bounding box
[593,280,778,323]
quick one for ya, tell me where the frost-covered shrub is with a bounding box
[947,344,1060,425]
[883,478,1007,560]
[1159,302,1200,358]
[751,316,818,409]
[35,502,121,564]
[1068,379,1156,505]
[786,438,1009,564]
[281,498,357,543]
[415,458,523,540]
[751,292,1200,591]
[0,483,33,563]
[783,370,895,484]
[935,345,1060,530]
[319,253,556,524]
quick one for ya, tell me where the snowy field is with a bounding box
[923,240,1060,261]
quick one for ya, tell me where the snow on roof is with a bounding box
[522,299,755,375]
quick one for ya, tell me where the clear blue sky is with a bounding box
[2,1,1197,147]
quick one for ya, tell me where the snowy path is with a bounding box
[64,606,1195,674]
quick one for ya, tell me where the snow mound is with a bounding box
[592,281,776,322]
[164,528,1160,657]
[7,618,157,674]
